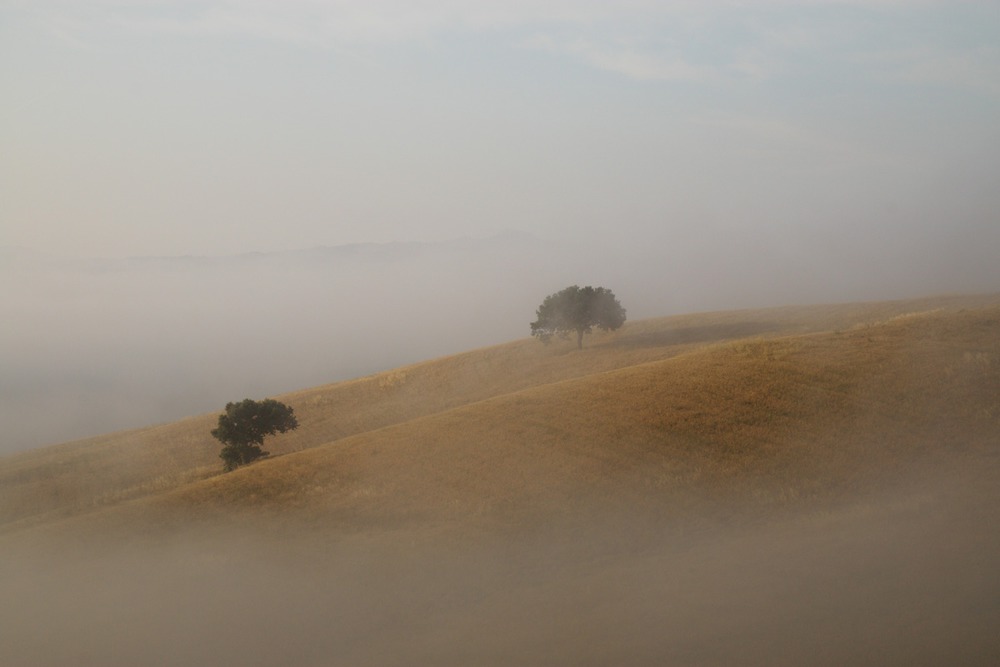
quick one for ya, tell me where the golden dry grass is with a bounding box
[162,301,999,534]
[5,292,996,542]
[3,294,1000,667]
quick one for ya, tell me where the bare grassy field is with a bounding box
[2,293,999,666]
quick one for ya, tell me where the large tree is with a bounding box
[211,398,299,471]
[530,285,626,349]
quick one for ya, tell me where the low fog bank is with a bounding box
[2,234,588,453]
[2,460,998,666]
[4,228,999,454]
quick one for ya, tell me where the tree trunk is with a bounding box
[577,328,584,350]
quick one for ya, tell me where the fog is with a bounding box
[4,2,1000,452]
[3,459,998,666]
[3,3,998,663]
[4,224,1000,454]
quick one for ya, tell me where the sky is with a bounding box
[2,0,998,260]
[2,1,1000,451]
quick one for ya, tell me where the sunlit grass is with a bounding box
[2,292,998,538]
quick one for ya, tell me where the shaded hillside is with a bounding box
[2,292,998,534]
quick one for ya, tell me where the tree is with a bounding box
[530,285,626,349]
[211,398,299,471]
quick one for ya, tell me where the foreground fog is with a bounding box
[2,460,998,667]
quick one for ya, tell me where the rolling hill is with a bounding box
[2,293,999,666]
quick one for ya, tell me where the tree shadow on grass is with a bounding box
[606,321,786,350]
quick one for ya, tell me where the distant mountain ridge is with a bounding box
[1,230,550,268]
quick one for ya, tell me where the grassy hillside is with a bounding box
[2,292,997,535]
[2,294,999,666]
[111,298,1000,535]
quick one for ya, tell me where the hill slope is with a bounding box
[2,294,999,666]
[3,292,997,533]
[98,298,1000,534]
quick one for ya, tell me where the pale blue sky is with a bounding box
[2,1,998,264]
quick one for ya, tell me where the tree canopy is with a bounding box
[211,398,299,471]
[530,285,626,349]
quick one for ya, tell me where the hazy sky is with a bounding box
[3,0,998,260]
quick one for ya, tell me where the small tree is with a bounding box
[211,398,299,471]
[530,285,626,349]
